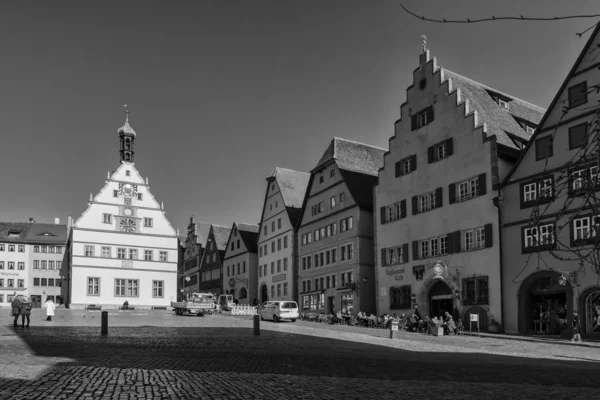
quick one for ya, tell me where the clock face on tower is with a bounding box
[120,218,136,233]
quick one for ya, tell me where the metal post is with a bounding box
[253,314,260,336]
[389,320,398,339]
[101,311,108,335]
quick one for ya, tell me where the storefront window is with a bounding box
[341,295,354,314]
[462,277,489,305]
[390,286,411,309]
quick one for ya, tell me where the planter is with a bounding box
[432,326,444,336]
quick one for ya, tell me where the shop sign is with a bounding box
[385,267,405,276]
[394,274,404,281]
[0,272,20,277]
[272,273,286,283]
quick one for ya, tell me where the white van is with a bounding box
[217,294,235,311]
[259,301,299,322]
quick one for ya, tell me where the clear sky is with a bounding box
[0,0,598,237]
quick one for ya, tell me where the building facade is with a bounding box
[222,223,259,304]
[297,138,384,315]
[375,48,544,330]
[257,167,310,303]
[1,221,67,308]
[198,224,231,295]
[176,237,185,296]
[181,216,204,296]
[500,25,600,337]
[61,112,179,309]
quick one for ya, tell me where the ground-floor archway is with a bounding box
[517,271,573,335]
[578,287,600,336]
[260,284,268,303]
[428,280,453,318]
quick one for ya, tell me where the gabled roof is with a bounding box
[236,223,259,253]
[443,70,545,150]
[210,224,232,251]
[315,137,386,176]
[0,222,67,244]
[271,167,310,209]
[502,23,600,184]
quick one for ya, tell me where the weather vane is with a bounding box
[123,104,129,121]
[421,34,427,52]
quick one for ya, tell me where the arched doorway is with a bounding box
[518,271,572,335]
[579,287,600,336]
[428,280,453,318]
[260,284,268,303]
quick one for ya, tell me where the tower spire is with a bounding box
[118,104,136,163]
[421,34,427,52]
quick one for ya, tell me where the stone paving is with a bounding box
[0,309,597,399]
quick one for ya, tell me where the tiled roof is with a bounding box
[272,168,310,209]
[0,222,67,244]
[443,70,545,150]
[211,225,232,251]
[236,223,259,253]
[315,137,386,176]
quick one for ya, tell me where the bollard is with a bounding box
[389,319,399,339]
[253,314,260,336]
[101,311,108,336]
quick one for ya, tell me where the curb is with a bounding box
[460,331,600,348]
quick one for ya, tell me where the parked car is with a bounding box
[259,301,299,322]
[217,294,235,312]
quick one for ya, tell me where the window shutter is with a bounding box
[449,183,456,204]
[381,248,387,266]
[446,233,454,254]
[569,218,575,247]
[484,224,493,248]
[412,241,419,260]
[428,146,434,164]
[411,114,418,131]
[479,173,487,195]
[410,154,417,171]
[400,199,407,218]
[395,161,402,177]
[412,196,418,215]
[403,243,409,263]
[426,106,434,124]
[453,231,461,253]
[380,206,386,224]
[446,138,454,156]
[435,187,443,208]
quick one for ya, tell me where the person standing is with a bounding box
[571,311,582,342]
[44,297,56,321]
[11,296,21,328]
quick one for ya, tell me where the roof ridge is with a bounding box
[444,69,546,111]
[332,136,387,152]
[274,167,309,175]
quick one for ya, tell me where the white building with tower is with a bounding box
[61,110,179,309]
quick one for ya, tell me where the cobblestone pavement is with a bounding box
[0,309,597,399]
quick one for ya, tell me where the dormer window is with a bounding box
[526,126,535,135]
[8,231,20,238]
[498,99,510,109]
[126,170,130,176]
[319,176,324,184]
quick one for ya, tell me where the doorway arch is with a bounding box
[578,287,600,336]
[517,271,573,335]
[260,284,268,303]
[428,280,453,318]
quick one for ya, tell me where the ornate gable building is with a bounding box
[181,216,205,296]
[257,168,310,303]
[375,46,544,329]
[198,224,231,295]
[500,25,600,337]
[61,112,179,309]
[297,138,385,315]
[222,222,259,304]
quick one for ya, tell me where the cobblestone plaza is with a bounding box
[0,309,598,399]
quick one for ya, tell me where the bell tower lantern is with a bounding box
[118,105,136,163]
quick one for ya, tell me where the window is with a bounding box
[116,248,125,259]
[103,213,112,224]
[99,246,110,258]
[144,218,153,228]
[88,277,100,296]
[129,249,138,260]
[523,223,555,252]
[411,106,434,130]
[415,189,440,213]
[33,246,39,253]
[0,261,4,269]
[283,282,288,296]
[125,170,130,176]
[382,244,407,266]
[278,218,282,229]
[381,200,406,224]
[18,262,24,270]
[330,196,336,208]
[137,193,143,201]
[340,244,353,261]
[340,193,345,203]
[17,279,24,288]
[41,246,47,253]
[8,245,14,252]
[153,281,164,297]
[41,260,47,269]
[340,217,353,232]
[115,279,126,296]
[8,279,14,287]
[462,227,486,251]
[8,262,14,270]
[33,278,40,287]
[572,215,600,245]
[462,277,489,305]
[144,250,153,261]
[84,245,94,257]
[395,155,416,177]
[319,176,324,184]
[56,261,61,270]
[568,81,587,108]
[271,285,275,298]
[452,174,485,203]
[568,122,587,149]
[535,136,553,160]
[48,278,54,287]
[271,241,275,252]
[283,236,288,249]
[49,261,55,270]
[18,245,24,252]
[311,202,325,216]
[264,226,267,236]
[113,190,119,198]
[277,238,281,251]
[521,177,554,207]
[271,221,275,232]
[498,99,509,109]
[159,251,168,262]
[33,260,39,269]
[390,286,411,309]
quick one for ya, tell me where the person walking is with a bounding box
[44,297,56,321]
[571,311,582,342]
[21,300,32,328]
[11,296,21,328]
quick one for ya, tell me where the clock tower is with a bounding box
[118,107,136,163]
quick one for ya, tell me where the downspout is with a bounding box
[493,190,504,332]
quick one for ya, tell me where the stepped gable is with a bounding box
[437,68,545,150]
[236,223,259,253]
[315,137,386,208]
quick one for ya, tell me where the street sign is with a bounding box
[470,313,480,336]
[470,314,479,322]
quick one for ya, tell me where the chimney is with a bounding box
[55,217,60,225]
[28,218,35,223]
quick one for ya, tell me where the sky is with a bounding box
[0,0,598,238]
